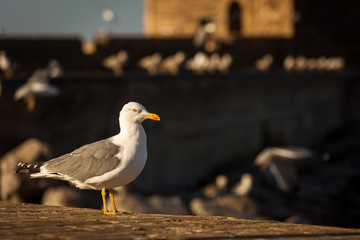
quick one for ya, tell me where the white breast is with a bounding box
[84,124,148,189]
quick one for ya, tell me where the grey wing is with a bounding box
[28,69,48,83]
[269,161,298,193]
[43,139,122,182]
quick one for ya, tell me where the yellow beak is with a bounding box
[144,113,160,121]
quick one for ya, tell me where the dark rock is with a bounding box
[202,174,229,198]
[232,173,253,196]
[41,186,101,209]
[107,187,190,215]
[190,195,258,219]
[0,138,58,202]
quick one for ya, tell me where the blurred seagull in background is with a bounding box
[139,53,162,75]
[102,8,116,22]
[103,50,128,76]
[14,59,62,112]
[193,21,216,49]
[207,53,221,74]
[283,55,295,71]
[185,52,209,74]
[255,54,273,72]
[158,51,186,75]
[17,102,160,215]
[0,50,17,79]
[294,55,307,72]
[217,54,233,74]
[255,147,314,193]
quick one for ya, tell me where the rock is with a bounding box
[147,195,190,215]
[41,186,101,209]
[202,174,229,198]
[232,173,253,196]
[190,195,258,219]
[202,183,220,198]
[215,174,229,191]
[107,187,153,213]
[107,187,190,215]
[0,138,53,201]
[285,214,312,225]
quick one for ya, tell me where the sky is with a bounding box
[0,0,143,41]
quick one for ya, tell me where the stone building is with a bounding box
[143,0,295,39]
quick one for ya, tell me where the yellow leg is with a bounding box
[102,188,109,214]
[26,95,36,112]
[102,188,132,215]
[109,188,119,214]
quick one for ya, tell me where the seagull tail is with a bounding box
[16,162,44,174]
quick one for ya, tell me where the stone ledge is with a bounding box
[1,201,360,239]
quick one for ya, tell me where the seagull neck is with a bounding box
[119,121,146,142]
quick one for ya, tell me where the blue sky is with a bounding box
[0,0,143,41]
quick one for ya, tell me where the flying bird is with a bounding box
[255,147,314,193]
[0,50,17,78]
[14,59,62,112]
[17,102,160,214]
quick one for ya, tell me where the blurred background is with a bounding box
[1,0,360,228]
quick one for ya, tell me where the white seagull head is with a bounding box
[120,102,160,124]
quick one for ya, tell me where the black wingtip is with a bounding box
[16,162,43,174]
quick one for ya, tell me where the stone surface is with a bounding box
[2,201,360,240]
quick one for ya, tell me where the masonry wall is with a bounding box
[143,0,294,38]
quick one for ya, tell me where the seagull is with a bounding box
[255,54,273,72]
[283,55,295,71]
[14,59,62,112]
[217,54,232,74]
[185,52,209,74]
[206,53,220,74]
[158,51,186,75]
[103,50,128,76]
[255,147,314,193]
[193,21,216,49]
[0,50,17,79]
[16,102,160,214]
[139,53,162,75]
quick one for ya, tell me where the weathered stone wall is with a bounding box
[143,0,294,38]
[2,201,360,240]
[1,72,358,193]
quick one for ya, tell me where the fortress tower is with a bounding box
[144,0,295,39]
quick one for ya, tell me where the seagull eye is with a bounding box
[132,109,138,113]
